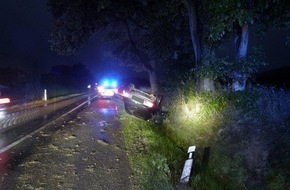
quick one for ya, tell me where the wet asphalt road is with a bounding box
[0,97,135,190]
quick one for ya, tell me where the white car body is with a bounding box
[97,86,117,97]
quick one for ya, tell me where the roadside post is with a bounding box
[43,89,47,108]
[44,89,47,101]
[178,145,196,189]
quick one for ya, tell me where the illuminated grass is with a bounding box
[120,114,184,189]
[120,91,232,189]
[167,91,228,148]
[120,85,290,189]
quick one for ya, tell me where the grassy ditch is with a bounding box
[120,115,184,189]
[120,85,290,189]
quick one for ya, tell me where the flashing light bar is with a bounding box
[111,81,117,87]
[102,79,117,87]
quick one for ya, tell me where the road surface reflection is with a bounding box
[93,98,120,144]
[95,98,119,117]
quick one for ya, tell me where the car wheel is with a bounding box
[153,111,166,124]
[153,116,163,124]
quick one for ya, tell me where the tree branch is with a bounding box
[123,19,153,71]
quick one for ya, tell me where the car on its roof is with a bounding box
[119,84,166,123]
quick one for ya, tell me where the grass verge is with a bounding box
[120,85,290,189]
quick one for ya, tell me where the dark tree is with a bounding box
[44,63,93,91]
[48,0,192,93]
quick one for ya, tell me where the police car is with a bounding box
[97,80,118,98]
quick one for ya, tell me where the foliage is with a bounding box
[193,153,247,190]
[266,169,288,190]
[256,0,290,45]
[204,0,290,48]
[48,0,192,72]
[195,47,268,87]
[120,115,184,189]
[48,0,289,93]
[121,82,290,189]
[48,0,196,94]
[252,86,290,123]
[266,131,290,189]
[167,88,228,147]
[48,0,102,55]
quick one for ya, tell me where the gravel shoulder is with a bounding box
[1,100,136,190]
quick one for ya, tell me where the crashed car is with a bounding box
[120,84,166,123]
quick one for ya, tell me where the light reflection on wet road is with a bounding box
[0,94,94,153]
[0,96,134,190]
[95,98,119,117]
[94,98,120,145]
[0,96,124,186]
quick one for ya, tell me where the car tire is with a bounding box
[153,110,166,124]
[153,116,163,124]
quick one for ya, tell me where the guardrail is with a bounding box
[0,93,92,131]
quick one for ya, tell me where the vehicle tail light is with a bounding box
[144,100,154,108]
[0,98,10,104]
[122,90,130,97]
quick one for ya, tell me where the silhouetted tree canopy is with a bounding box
[48,0,289,92]
[43,63,93,90]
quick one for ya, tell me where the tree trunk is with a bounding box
[233,23,249,91]
[147,60,158,94]
[198,48,216,92]
[123,19,158,93]
[183,0,214,92]
[183,0,202,67]
[198,77,215,92]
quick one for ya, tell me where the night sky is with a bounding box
[0,0,289,78]
[0,0,132,80]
